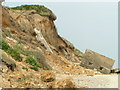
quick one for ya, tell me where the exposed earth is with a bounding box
[0,4,119,89]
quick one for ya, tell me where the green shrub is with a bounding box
[26,55,42,71]
[13,44,33,56]
[1,40,23,61]
[26,55,37,66]
[1,40,10,51]
[13,44,22,53]
[22,66,28,71]
[11,5,56,20]
[30,67,38,71]
[1,41,50,70]
[8,48,23,61]
[12,5,50,15]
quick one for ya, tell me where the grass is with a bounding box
[1,40,50,71]
[13,44,33,56]
[1,40,23,61]
[1,40,10,51]
[30,67,38,71]
[11,5,50,15]
[26,55,37,66]
[22,66,28,71]
[3,43,49,71]
[26,55,43,71]
[11,5,56,20]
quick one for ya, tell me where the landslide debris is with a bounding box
[1,4,102,88]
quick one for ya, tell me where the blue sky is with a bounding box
[3,2,118,67]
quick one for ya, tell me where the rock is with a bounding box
[79,86,89,88]
[80,49,115,74]
[1,50,16,72]
[1,64,9,73]
[2,80,11,88]
[41,71,55,82]
[62,37,74,49]
[111,68,120,73]
[54,78,77,88]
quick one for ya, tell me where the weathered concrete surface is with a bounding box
[80,49,115,74]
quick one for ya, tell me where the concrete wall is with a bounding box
[80,49,115,74]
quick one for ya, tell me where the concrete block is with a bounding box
[80,49,115,74]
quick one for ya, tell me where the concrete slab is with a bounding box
[80,49,115,74]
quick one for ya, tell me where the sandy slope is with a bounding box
[56,74,119,88]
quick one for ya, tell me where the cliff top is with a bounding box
[11,5,57,20]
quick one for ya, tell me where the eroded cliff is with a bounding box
[1,5,101,88]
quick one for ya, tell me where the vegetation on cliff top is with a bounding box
[11,5,56,20]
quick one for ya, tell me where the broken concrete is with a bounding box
[34,28,53,53]
[111,68,120,73]
[80,49,115,74]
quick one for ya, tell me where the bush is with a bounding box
[26,55,37,66]
[1,40,23,61]
[30,67,38,71]
[22,66,28,71]
[26,55,43,71]
[11,5,56,20]
[1,40,10,51]
[12,5,51,15]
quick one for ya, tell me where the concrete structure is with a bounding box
[80,49,115,74]
[111,68,120,73]
[34,28,53,53]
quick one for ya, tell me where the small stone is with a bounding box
[41,71,55,82]
[54,78,77,88]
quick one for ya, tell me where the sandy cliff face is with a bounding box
[1,5,101,88]
[6,6,83,62]
[8,9,66,48]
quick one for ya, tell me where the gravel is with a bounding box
[56,74,119,88]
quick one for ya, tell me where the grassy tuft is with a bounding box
[11,5,56,20]
[22,66,28,71]
[30,67,38,71]
[1,40,23,61]
[26,55,43,71]
[0,40,51,71]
